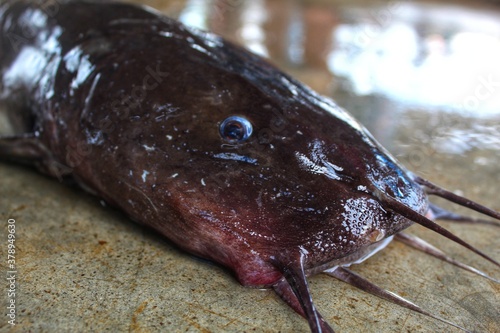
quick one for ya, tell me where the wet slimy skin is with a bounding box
[1,1,498,332]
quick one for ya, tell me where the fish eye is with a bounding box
[219,116,253,143]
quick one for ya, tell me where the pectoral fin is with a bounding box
[0,134,71,180]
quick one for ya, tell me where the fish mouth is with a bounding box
[305,235,394,276]
[269,177,500,333]
[372,177,500,267]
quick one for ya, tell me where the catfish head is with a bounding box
[72,19,428,287]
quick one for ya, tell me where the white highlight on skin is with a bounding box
[141,170,150,183]
[341,197,385,238]
[295,140,343,181]
[3,25,63,100]
[213,152,258,165]
[143,144,155,152]
[86,129,104,145]
[324,236,394,272]
[64,47,96,92]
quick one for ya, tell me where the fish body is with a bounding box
[1,1,497,332]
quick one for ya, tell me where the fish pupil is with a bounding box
[225,123,243,139]
[220,116,253,143]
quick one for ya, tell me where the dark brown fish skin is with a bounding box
[0,1,427,288]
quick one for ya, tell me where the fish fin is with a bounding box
[428,202,500,227]
[395,232,499,283]
[272,250,334,333]
[324,267,471,333]
[273,278,333,332]
[0,134,71,180]
[272,279,307,319]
